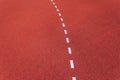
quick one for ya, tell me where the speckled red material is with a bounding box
[0,0,120,80]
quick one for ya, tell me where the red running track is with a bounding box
[0,0,120,80]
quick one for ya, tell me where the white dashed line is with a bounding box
[70,60,75,69]
[50,0,76,80]
[72,77,77,80]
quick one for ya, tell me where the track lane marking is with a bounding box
[60,17,64,22]
[72,77,77,80]
[50,0,76,80]
[66,37,70,43]
[70,60,75,69]
[58,13,62,16]
[68,47,72,54]
[64,29,68,35]
[62,23,65,27]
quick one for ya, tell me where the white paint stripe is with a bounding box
[53,2,55,5]
[50,1,77,80]
[64,29,68,35]
[56,9,60,12]
[60,17,64,22]
[54,5,57,8]
[70,60,75,69]
[58,13,62,16]
[72,77,76,80]
[66,37,70,43]
[68,47,72,54]
[62,23,65,27]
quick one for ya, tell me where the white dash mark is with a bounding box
[66,37,70,43]
[62,23,65,27]
[53,2,55,5]
[70,60,75,69]
[68,47,72,54]
[72,77,76,80]
[58,13,62,16]
[56,9,60,12]
[60,17,64,22]
[64,29,68,35]
[54,5,57,8]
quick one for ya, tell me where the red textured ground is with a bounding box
[0,0,120,80]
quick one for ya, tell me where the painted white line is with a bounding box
[56,9,60,12]
[50,1,77,80]
[58,13,62,16]
[64,29,68,35]
[53,2,55,5]
[68,47,72,54]
[62,23,65,27]
[66,37,70,43]
[60,17,64,22]
[70,60,75,69]
[54,5,57,8]
[72,77,76,80]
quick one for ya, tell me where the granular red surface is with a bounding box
[0,0,120,80]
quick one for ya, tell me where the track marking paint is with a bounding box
[50,0,76,80]
[62,23,65,27]
[72,77,77,80]
[54,5,57,8]
[64,29,68,35]
[70,60,75,69]
[68,47,72,54]
[60,17,64,22]
[56,9,60,12]
[58,13,62,16]
[66,37,70,43]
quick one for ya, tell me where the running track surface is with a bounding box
[0,0,120,80]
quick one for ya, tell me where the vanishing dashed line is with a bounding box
[50,0,76,80]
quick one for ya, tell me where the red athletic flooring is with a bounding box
[0,0,120,80]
